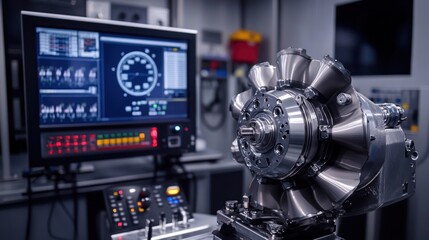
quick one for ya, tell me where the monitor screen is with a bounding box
[22,12,197,167]
[334,0,413,76]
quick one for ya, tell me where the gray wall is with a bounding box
[280,0,429,239]
[243,0,279,64]
[182,0,241,154]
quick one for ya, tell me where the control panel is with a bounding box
[41,124,195,158]
[104,182,192,234]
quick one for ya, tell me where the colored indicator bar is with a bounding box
[139,133,145,139]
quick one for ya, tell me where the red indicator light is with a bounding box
[90,134,96,139]
[65,135,71,140]
[117,222,123,227]
[152,140,158,148]
[82,147,87,152]
[73,135,79,139]
[48,150,54,155]
[73,142,78,146]
[65,142,70,147]
[185,127,189,132]
[57,149,63,154]
[48,143,54,148]
[81,141,87,146]
[55,142,62,147]
[118,190,124,195]
[150,127,158,138]
[81,135,87,139]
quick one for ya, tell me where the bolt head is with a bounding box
[304,87,318,99]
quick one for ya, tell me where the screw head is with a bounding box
[336,93,352,105]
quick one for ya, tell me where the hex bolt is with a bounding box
[405,139,414,152]
[304,87,318,99]
[277,79,290,89]
[336,93,352,105]
[319,125,331,140]
[308,164,320,176]
[225,200,239,213]
[296,156,305,166]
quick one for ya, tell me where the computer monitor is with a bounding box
[21,11,197,167]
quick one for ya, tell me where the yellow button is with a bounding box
[97,139,103,146]
[113,208,117,213]
[109,139,115,145]
[103,139,109,145]
[130,208,135,213]
[117,138,122,144]
[139,133,145,139]
[138,207,144,213]
[122,137,128,144]
[134,137,140,143]
[166,186,180,196]
[113,192,118,196]
[128,137,134,143]
[137,202,142,207]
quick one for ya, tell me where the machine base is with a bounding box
[213,208,340,240]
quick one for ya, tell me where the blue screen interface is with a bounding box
[36,27,188,126]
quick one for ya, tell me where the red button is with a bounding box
[117,222,123,227]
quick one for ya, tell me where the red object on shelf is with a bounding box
[229,29,262,64]
[230,41,260,63]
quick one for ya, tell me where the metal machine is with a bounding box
[214,48,418,240]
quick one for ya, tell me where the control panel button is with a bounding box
[140,197,152,209]
[166,186,180,196]
[140,187,151,198]
[104,182,192,233]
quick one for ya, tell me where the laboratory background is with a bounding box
[0,0,428,239]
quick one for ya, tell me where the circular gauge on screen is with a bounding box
[116,51,158,96]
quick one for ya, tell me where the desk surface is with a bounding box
[0,151,242,205]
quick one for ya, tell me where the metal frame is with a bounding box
[0,1,11,178]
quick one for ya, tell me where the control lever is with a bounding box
[179,207,189,228]
[145,219,152,240]
[172,209,179,230]
[159,212,166,233]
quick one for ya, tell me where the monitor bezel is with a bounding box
[21,11,197,167]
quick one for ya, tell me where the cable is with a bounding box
[201,79,227,130]
[25,174,33,240]
[47,166,79,240]
[72,168,78,240]
[48,177,72,240]
[175,160,197,213]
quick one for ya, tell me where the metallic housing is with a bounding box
[215,47,418,240]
